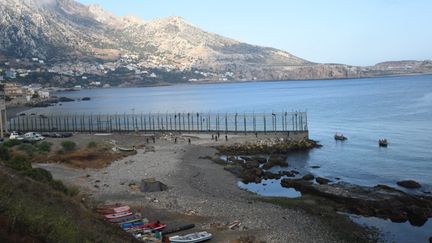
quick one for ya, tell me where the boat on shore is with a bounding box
[117,146,136,152]
[104,211,133,219]
[379,139,388,147]
[169,231,212,243]
[108,214,142,223]
[128,221,166,231]
[334,132,347,141]
[97,205,130,214]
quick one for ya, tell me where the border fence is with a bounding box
[7,111,308,134]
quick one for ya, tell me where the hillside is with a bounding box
[0,0,431,86]
[0,164,138,242]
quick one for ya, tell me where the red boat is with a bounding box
[104,211,133,219]
[129,221,166,231]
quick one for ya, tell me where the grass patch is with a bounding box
[61,141,77,152]
[2,139,22,148]
[87,141,97,148]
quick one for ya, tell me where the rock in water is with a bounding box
[397,180,421,189]
[302,173,315,181]
[316,177,331,184]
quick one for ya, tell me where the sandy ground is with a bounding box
[36,133,344,243]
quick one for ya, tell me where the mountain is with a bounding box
[0,0,431,86]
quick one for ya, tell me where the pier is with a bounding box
[7,111,308,135]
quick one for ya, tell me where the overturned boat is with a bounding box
[169,231,212,243]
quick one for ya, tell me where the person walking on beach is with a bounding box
[152,137,156,143]
[146,138,149,144]
[215,136,218,142]
[174,137,177,144]
[211,134,214,140]
[188,138,191,144]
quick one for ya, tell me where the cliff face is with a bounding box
[0,0,431,83]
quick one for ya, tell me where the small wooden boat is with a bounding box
[104,211,132,219]
[169,231,212,243]
[121,221,145,230]
[108,214,141,223]
[129,221,166,231]
[98,205,131,214]
[379,139,388,147]
[334,133,347,141]
[116,146,136,152]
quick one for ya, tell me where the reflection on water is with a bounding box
[238,179,301,198]
[348,214,432,243]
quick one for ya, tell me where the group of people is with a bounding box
[211,132,228,142]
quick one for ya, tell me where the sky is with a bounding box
[77,0,432,66]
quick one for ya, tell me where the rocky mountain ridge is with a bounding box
[0,0,431,85]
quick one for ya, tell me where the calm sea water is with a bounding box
[27,75,432,242]
[30,75,432,190]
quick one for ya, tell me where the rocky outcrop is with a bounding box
[281,179,432,226]
[315,177,331,185]
[217,139,321,155]
[397,180,422,189]
[302,173,315,181]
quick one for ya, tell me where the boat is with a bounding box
[104,211,132,219]
[169,231,212,243]
[121,221,145,230]
[108,214,142,223]
[128,221,166,231]
[334,132,347,141]
[97,205,131,214]
[116,146,136,152]
[379,139,388,147]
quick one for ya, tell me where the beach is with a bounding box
[36,133,362,242]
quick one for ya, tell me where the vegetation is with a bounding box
[37,141,53,153]
[2,139,22,148]
[5,155,31,171]
[61,141,77,152]
[0,146,10,161]
[18,143,37,156]
[0,166,137,243]
[87,141,97,148]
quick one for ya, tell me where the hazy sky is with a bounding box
[77,0,432,66]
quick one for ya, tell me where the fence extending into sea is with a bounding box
[7,111,308,134]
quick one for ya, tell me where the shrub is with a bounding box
[2,139,22,148]
[61,141,76,152]
[87,141,97,148]
[23,168,53,183]
[49,180,69,194]
[18,143,37,156]
[0,146,10,161]
[6,155,31,171]
[37,141,53,153]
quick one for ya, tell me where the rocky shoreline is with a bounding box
[215,140,432,229]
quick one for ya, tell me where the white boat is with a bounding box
[169,231,212,243]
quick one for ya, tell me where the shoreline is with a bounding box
[36,133,372,242]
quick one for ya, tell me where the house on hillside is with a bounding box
[5,70,16,79]
[4,83,24,98]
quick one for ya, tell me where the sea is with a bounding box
[25,74,432,242]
